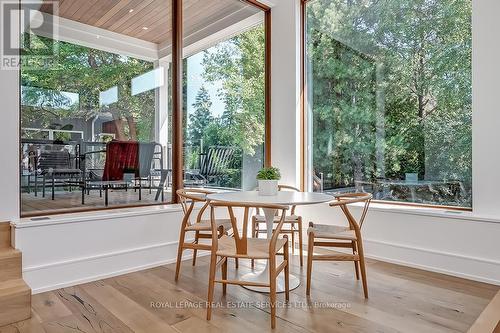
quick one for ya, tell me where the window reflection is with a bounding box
[306,0,472,207]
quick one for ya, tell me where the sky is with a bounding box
[186,52,225,119]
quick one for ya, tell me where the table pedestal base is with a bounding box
[241,267,301,293]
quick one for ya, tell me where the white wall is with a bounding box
[0,0,20,223]
[472,0,500,217]
[298,204,500,285]
[13,207,187,293]
[0,67,19,222]
[270,0,301,186]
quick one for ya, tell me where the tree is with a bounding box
[306,0,472,206]
[21,34,156,142]
[202,26,265,156]
[188,86,213,146]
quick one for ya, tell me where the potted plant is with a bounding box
[123,167,137,183]
[256,167,281,196]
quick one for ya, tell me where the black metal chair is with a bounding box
[79,141,165,206]
[185,146,236,186]
[35,150,82,200]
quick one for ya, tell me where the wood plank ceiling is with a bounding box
[40,0,260,45]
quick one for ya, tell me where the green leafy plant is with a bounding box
[256,167,281,181]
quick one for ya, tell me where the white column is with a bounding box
[270,0,301,188]
[472,0,500,217]
[0,0,21,221]
[155,59,170,168]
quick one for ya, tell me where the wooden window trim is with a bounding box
[171,0,183,203]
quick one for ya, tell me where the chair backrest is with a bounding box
[101,141,161,181]
[209,201,288,256]
[278,185,300,215]
[102,141,139,181]
[38,150,71,171]
[79,141,106,171]
[329,192,372,229]
[255,184,301,216]
[137,142,163,178]
[200,146,236,177]
[177,188,214,228]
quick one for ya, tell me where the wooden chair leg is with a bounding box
[291,227,295,254]
[235,258,239,269]
[206,253,217,320]
[251,220,257,268]
[284,236,290,302]
[298,218,304,267]
[352,241,360,280]
[222,257,228,295]
[306,227,314,296]
[175,229,186,281]
[269,259,277,329]
[357,239,369,298]
[192,231,199,266]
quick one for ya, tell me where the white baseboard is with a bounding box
[24,239,207,294]
[26,237,499,295]
[363,238,500,286]
[20,222,499,294]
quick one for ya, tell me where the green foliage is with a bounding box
[256,167,281,181]
[306,0,472,207]
[21,34,155,142]
[184,25,265,188]
[188,86,213,147]
[201,25,265,156]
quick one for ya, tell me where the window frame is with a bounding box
[300,0,472,212]
[19,0,272,218]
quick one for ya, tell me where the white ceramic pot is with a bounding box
[258,179,279,196]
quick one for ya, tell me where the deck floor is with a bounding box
[1,251,498,332]
[21,189,173,215]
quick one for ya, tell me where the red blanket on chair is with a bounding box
[102,141,139,181]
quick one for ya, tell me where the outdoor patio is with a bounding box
[21,189,173,215]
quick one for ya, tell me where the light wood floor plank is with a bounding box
[80,281,178,333]
[54,286,135,333]
[1,251,497,333]
[31,292,72,323]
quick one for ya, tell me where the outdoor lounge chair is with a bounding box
[34,149,82,200]
[80,140,165,206]
[185,146,236,186]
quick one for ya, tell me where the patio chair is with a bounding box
[34,149,82,200]
[80,141,164,206]
[185,146,236,186]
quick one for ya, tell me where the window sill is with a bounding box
[350,201,500,224]
[16,188,236,228]
[16,192,500,228]
[15,203,187,228]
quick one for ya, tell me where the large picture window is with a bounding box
[305,0,472,208]
[20,21,171,215]
[19,0,270,216]
[183,20,265,191]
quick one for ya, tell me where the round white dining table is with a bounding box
[207,190,333,293]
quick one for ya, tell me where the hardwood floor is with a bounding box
[0,253,498,333]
